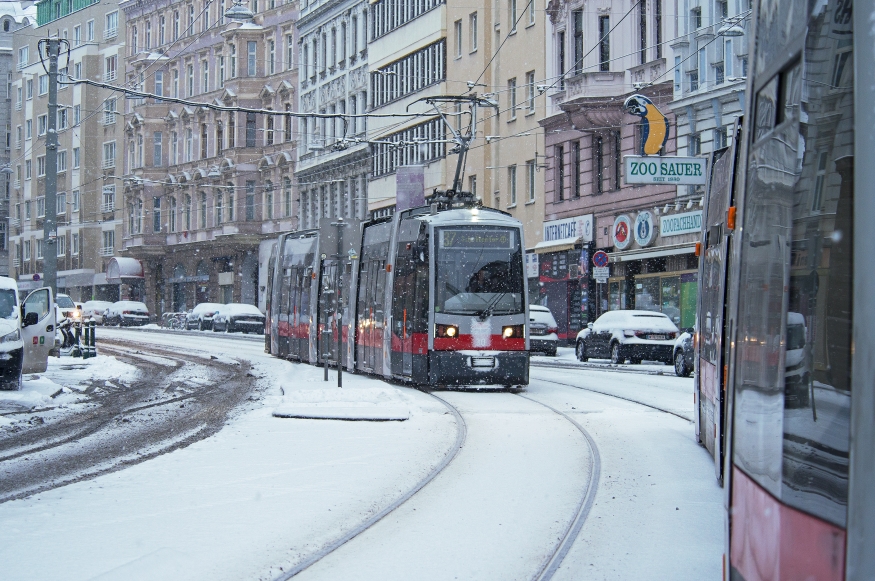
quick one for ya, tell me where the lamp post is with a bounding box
[331,217,348,387]
[223,1,255,21]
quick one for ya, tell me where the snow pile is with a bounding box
[273,386,411,421]
[0,374,67,419]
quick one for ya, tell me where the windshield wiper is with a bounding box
[477,293,507,321]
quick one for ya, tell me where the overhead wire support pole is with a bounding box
[39,37,66,297]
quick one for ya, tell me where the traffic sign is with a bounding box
[593,266,609,281]
[592,251,609,268]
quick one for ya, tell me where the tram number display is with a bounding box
[440,229,515,249]
[623,155,707,185]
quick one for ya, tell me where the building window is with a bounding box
[172,69,179,97]
[508,165,517,206]
[714,126,729,149]
[105,11,118,39]
[218,55,225,87]
[86,19,94,41]
[246,112,256,147]
[228,113,236,148]
[689,132,701,156]
[17,46,27,70]
[247,41,257,76]
[37,196,45,217]
[283,177,292,217]
[184,194,192,230]
[573,10,583,75]
[26,78,32,100]
[72,190,80,212]
[287,34,294,71]
[37,156,45,176]
[153,197,161,232]
[200,192,207,228]
[187,63,194,96]
[229,44,236,77]
[102,185,115,212]
[526,71,535,112]
[691,7,702,31]
[103,141,116,168]
[72,147,80,168]
[469,174,477,197]
[185,128,193,162]
[811,151,829,212]
[57,192,66,215]
[58,150,67,172]
[25,159,31,179]
[74,25,81,46]
[556,144,565,201]
[370,40,446,109]
[102,230,115,255]
[455,19,462,58]
[153,132,162,166]
[599,16,610,71]
[526,160,536,202]
[215,192,223,224]
[508,77,517,120]
[469,12,478,52]
[674,55,682,92]
[268,39,275,74]
[216,123,224,155]
[201,60,209,93]
[71,233,79,255]
[201,124,208,159]
[104,97,117,124]
[509,0,517,32]
[245,181,256,221]
[39,74,48,95]
[58,108,68,130]
[689,70,699,92]
[572,141,581,198]
[171,131,178,164]
[169,197,177,232]
[266,113,274,145]
[228,188,235,221]
[594,135,604,194]
[105,54,117,81]
[38,114,47,136]
[265,181,273,220]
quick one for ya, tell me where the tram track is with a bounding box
[273,391,468,580]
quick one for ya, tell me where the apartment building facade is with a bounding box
[0,6,32,277]
[448,0,547,269]
[540,0,697,340]
[120,0,299,315]
[296,0,369,229]
[668,0,749,196]
[10,0,126,301]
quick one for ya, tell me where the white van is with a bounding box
[0,277,57,390]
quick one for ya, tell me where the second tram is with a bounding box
[265,192,530,387]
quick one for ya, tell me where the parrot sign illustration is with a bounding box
[624,94,670,156]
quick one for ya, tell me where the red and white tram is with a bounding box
[265,192,530,387]
[697,0,873,578]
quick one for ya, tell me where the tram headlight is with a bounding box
[436,324,459,338]
[502,325,524,339]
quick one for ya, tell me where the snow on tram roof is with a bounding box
[416,207,522,227]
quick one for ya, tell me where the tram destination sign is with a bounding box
[623,155,707,185]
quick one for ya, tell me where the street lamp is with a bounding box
[717,22,745,37]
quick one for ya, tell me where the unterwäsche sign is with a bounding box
[623,155,707,185]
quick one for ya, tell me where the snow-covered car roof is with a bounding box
[0,276,18,292]
[56,294,76,308]
[83,300,114,308]
[217,303,264,316]
[596,309,679,331]
[191,303,224,314]
[111,301,149,311]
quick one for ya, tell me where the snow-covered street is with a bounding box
[0,329,723,580]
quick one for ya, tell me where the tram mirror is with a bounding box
[419,251,425,262]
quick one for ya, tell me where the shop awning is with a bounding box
[532,236,580,254]
[106,257,145,283]
[608,243,696,262]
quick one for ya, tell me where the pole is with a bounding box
[334,218,346,388]
[42,38,61,296]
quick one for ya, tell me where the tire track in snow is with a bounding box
[273,392,467,581]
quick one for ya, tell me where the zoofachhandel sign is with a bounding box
[660,210,703,237]
[623,155,707,185]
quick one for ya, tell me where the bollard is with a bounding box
[90,320,97,358]
[72,321,82,358]
[81,324,89,359]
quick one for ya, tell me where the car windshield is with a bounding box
[434,227,524,316]
[56,295,75,308]
[0,289,16,319]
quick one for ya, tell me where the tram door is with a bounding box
[357,222,391,375]
[697,142,738,483]
[391,220,429,380]
[318,260,340,367]
[288,267,302,359]
[278,265,292,357]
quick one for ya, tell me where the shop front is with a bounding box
[605,208,702,329]
[531,214,593,344]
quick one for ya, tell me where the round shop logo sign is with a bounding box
[613,215,632,250]
[634,211,656,247]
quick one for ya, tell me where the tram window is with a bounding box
[435,227,524,316]
[734,10,853,528]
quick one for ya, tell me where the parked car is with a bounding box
[0,276,56,389]
[212,303,265,334]
[575,310,680,365]
[105,301,150,326]
[82,300,114,324]
[528,305,559,356]
[673,330,695,377]
[185,303,224,331]
[784,312,810,408]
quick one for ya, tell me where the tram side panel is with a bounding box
[355,220,393,377]
[390,218,430,383]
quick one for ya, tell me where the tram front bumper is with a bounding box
[429,350,529,386]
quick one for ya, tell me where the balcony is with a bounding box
[101,202,115,213]
[105,27,118,41]
[99,246,114,256]
[102,158,116,169]
[12,258,19,267]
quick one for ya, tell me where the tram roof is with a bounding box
[408,207,523,228]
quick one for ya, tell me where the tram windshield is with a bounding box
[435,227,524,316]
